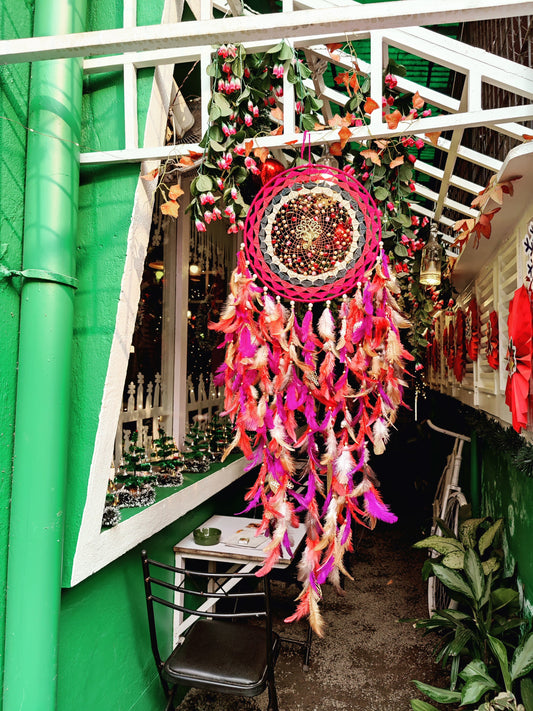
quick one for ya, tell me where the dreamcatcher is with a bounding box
[210,153,412,633]
[505,285,532,433]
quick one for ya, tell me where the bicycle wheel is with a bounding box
[427,489,468,616]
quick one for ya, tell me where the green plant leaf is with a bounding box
[491,588,519,612]
[430,561,475,600]
[413,535,464,555]
[374,186,390,201]
[459,518,486,548]
[278,42,294,61]
[461,677,500,706]
[196,174,214,192]
[483,557,501,576]
[464,547,486,603]
[520,676,533,711]
[413,680,462,704]
[394,244,408,257]
[442,550,466,569]
[510,631,533,681]
[488,634,512,692]
[479,519,503,555]
[301,113,318,131]
[209,103,222,121]
[460,659,493,681]
[212,91,232,116]
[448,626,473,655]
[410,700,440,711]
[266,41,284,54]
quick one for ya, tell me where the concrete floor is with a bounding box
[178,519,449,711]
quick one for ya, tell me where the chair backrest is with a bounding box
[140,550,275,678]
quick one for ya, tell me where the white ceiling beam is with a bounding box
[414,159,483,196]
[1,0,531,65]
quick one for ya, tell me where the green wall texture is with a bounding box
[0,0,33,693]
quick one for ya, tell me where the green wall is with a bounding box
[0,0,33,692]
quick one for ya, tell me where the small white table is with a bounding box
[172,514,305,643]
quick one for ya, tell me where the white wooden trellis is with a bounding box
[186,374,225,428]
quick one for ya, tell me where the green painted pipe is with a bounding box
[2,1,86,709]
[470,431,480,517]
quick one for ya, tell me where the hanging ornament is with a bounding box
[210,157,412,634]
[447,320,456,371]
[454,309,466,382]
[486,310,499,370]
[260,158,285,186]
[505,285,532,433]
[465,298,480,362]
[243,162,381,302]
[442,325,449,372]
[523,218,533,290]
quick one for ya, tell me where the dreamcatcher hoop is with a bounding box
[243,163,382,302]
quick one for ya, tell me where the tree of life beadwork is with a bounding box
[243,164,382,303]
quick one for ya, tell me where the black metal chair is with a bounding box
[141,550,280,711]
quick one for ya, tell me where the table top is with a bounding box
[173,514,306,567]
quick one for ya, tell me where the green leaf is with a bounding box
[373,186,389,201]
[266,41,284,54]
[397,212,412,228]
[209,103,222,121]
[430,561,475,600]
[412,680,462,704]
[448,626,473,655]
[510,631,533,681]
[394,244,408,257]
[483,557,501,576]
[459,518,486,548]
[479,519,503,555]
[399,163,413,182]
[520,676,533,711]
[488,634,512,692]
[346,94,364,112]
[196,174,213,192]
[297,62,312,80]
[286,63,297,84]
[442,550,466,569]
[460,659,493,682]
[206,62,218,77]
[464,547,486,602]
[212,91,232,116]
[413,535,464,555]
[461,677,499,706]
[410,700,440,711]
[278,42,294,61]
[491,588,519,612]
[300,113,318,131]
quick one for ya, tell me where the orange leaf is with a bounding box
[523,134,533,141]
[328,114,344,128]
[425,131,441,147]
[389,155,404,169]
[326,42,343,53]
[360,148,381,166]
[244,140,254,157]
[178,156,195,166]
[329,142,343,156]
[364,97,379,114]
[168,184,184,200]
[412,91,424,109]
[339,125,352,150]
[314,122,327,130]
[254,147,270,163]
[374,139,390,149]
[188,150,203,160]
[349,73,360,91]
[270,126,284,136]
[161,200,179,218]
[141,168,159,181]
[384,110,403,130]
[284,139,299,145]
[270,107,284,121]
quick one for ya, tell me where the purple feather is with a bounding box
[364,489,398,524]
[282,531,294,557]
[317,556,335,584]
[341,510,352,545]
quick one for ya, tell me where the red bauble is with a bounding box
[260,159,285,186]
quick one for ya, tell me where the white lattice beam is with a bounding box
[1,0,531,65]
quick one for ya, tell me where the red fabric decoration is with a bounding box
[486,311,499,370]
[447,321,456,370]
[454,309,466,382]
[505,285,532,433]
[442,326,449,368]
[465,298,480,361]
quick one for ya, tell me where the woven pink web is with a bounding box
[243,164,382,302]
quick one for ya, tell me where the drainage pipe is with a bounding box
[3,1,86,709]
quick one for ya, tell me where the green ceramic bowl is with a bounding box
[193,527,221,546]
